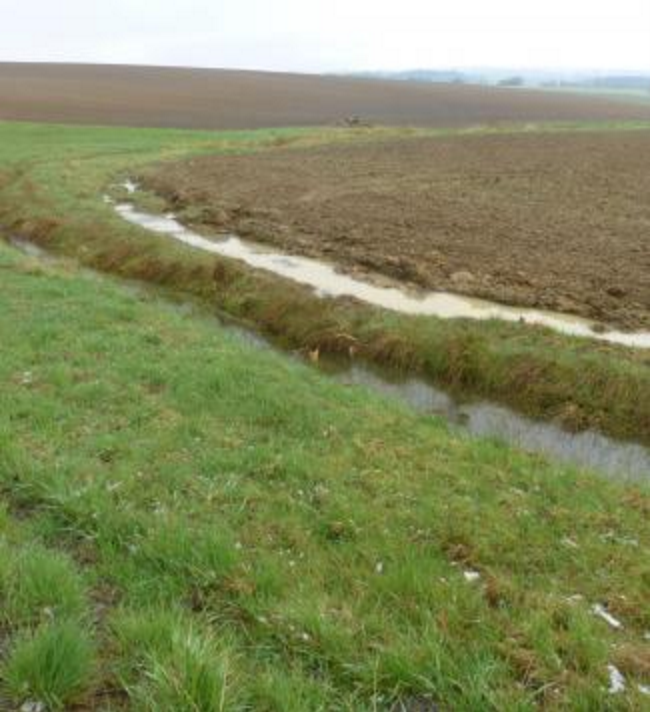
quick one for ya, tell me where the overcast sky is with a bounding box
[1,0,649,73]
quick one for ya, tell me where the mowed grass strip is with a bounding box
[0,244,648,710]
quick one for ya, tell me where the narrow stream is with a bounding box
[112,187,650,350]
[8,235,650,483]
[324,362,650,483]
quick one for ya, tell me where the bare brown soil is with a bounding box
[142,130,650,329]
[2,63,650,130]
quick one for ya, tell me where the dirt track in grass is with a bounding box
[3,62,650,130]
[142,130,650,330]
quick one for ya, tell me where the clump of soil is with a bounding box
[142,131,650,330]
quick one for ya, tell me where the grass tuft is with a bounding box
[0,542,88,628]
[113,610,237,711]
[2,620,95,710]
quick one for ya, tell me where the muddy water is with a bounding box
[113,192,650,349]
[7,234,650,483]
[325,363,650,483]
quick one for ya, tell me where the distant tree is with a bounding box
[498,76,524,87]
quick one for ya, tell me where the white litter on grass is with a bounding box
[123,179,138,194]
[608,665,626,694]
[375,561,384,575]
[601,531,640,547]
[616,537,639,547]
[463,570,481,583]
[20,702,45,712]
[566,594,584,604]
[592,604,623,629]
[561,537,579,549]
[639,684,650,696]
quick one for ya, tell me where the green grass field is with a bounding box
[0,120,649,709]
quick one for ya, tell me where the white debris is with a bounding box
[639,684,650,696]
[602,531,640,547]
[561,537,579,549]
[592,604,622,629]
[375,561,384,575]
[608,665,626,694]
[644,632,650,641]
[566,594,584,604]
[123,179,138,194]
[21,702,45,712]
[21,371,33,385]
[463,570,481,583]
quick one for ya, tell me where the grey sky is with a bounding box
[2,0,650,73]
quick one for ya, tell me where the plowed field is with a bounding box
[2,62,650,129]
[142,130,650,329]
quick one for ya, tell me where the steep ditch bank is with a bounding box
[2,180,649,447]
[6,235,650,483]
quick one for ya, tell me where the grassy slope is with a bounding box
[1,242,649,710]
[0,121,649,445]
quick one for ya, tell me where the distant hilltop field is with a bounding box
[2,62,650,130]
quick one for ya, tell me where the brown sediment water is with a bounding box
[7,234,650,483]
[113,192,650,350]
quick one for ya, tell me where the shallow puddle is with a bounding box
[113,192,650,349]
